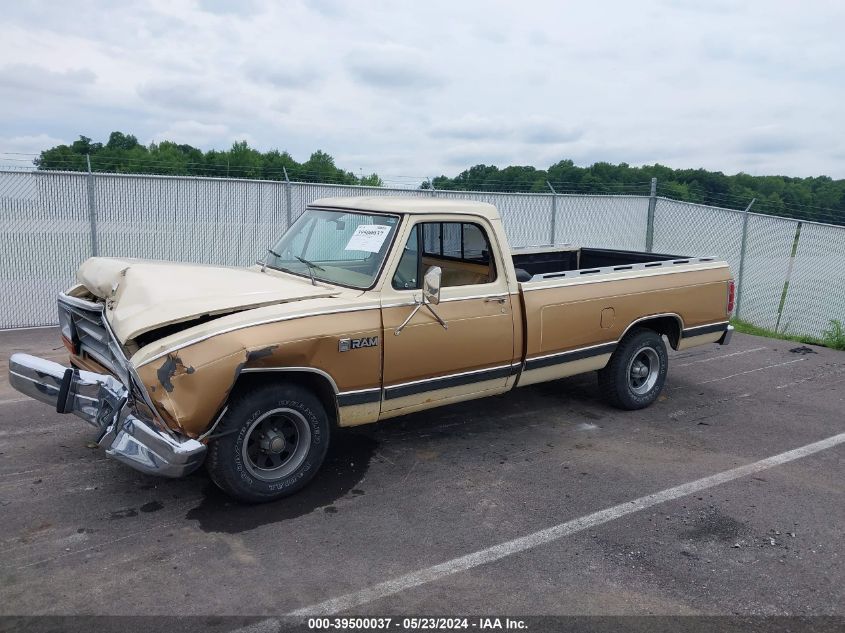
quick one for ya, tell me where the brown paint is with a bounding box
[116,202,733,439]
[135,310,383,436]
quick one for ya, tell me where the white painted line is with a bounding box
[229,620,282,633]
[675,347,766,367]
[775,366,845,390]
[288,431,845,616]
[694,358,805,385]
[0,325,58,332]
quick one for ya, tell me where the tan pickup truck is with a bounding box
[9,197,734,502]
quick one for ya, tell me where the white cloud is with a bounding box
[0,133,67,168]
[0,0,842,178]
[0,133,67,153]
[151,121,230,147]
[345,44,443,90]
[0,64,96,98]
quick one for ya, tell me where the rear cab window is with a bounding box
[392,221,498,290]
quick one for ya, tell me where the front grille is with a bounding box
[59,296,125,379]
[58,293,171,435]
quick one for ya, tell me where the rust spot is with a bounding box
[156,354,195,393]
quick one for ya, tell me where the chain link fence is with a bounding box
[1,169,843,339]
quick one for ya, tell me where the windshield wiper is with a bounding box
[262,249,325,286]
[295,255,325,286]
[262,248,287,274]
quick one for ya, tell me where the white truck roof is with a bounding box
[310,196,500,219]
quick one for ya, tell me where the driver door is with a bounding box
[380,217,516,414]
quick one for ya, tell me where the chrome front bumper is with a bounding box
[8,353,205,478]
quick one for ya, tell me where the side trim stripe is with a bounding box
[337,388,381,407]
[522,321,728,372]
[384,364,516,401]
[135,305,381,368]
[681,322,729,338]
[283,321,730,408]
[524,342,617,371]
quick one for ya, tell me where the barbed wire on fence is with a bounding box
[0,166,656,198]
[4,152,844,225]
[2,156,845,225]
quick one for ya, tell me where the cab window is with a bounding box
[392,221,497,289]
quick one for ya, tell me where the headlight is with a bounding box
[58,304,78,354]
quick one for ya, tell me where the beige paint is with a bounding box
[336,401,380,427]
[377,377,509,420]
[311,196,500,218]
[517,353,614,387]
[677,330,724,350]
[59,197,734,440]
[78,257,340,343]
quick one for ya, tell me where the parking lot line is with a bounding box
[694,358,805,385]
[288,431,845,616]
[667,358,807,391]
[675,346,766,367]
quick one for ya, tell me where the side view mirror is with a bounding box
[423,266,442,305]
[394,266,447,335]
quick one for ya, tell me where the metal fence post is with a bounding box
[85,154,99,256]
[774,221,802,333]
[430,177,437,197]
[546,181,557,246]
[733,197,756,318]
[645,177,657,252]
[283,167,292,228]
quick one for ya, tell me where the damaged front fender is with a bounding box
[133,311,382,437]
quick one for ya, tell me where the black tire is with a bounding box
[598,328,668,410]
[206,382,330,503]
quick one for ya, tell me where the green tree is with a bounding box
[428,160,845,225]
[34,132,382,187]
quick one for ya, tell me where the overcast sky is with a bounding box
[1,0,843,181]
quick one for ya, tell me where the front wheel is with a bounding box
[206,382,330,503]
[598,328,668,410]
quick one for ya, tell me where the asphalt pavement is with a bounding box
[0,328,843,619]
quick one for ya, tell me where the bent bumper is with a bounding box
[718,325,734,346]
[9,353,205,478]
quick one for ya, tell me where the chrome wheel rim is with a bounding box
[627,347,660,395]
[242,408,311,481]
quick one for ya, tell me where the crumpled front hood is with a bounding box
[77,257,339,343]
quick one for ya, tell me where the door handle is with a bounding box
[484,296,507,304]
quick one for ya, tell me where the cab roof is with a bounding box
[309,196,500,219]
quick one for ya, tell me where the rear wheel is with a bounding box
[206,382,330,503]
[598,328,668,410]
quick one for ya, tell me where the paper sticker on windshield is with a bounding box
[344,225,392,252]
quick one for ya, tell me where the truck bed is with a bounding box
[511,245,717,281]
[510,244,731,387]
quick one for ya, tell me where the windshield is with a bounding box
[265,209,400,289]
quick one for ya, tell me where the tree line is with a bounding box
[34,133,844,224]
[425,161,845,224]
[35,132,383,186]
